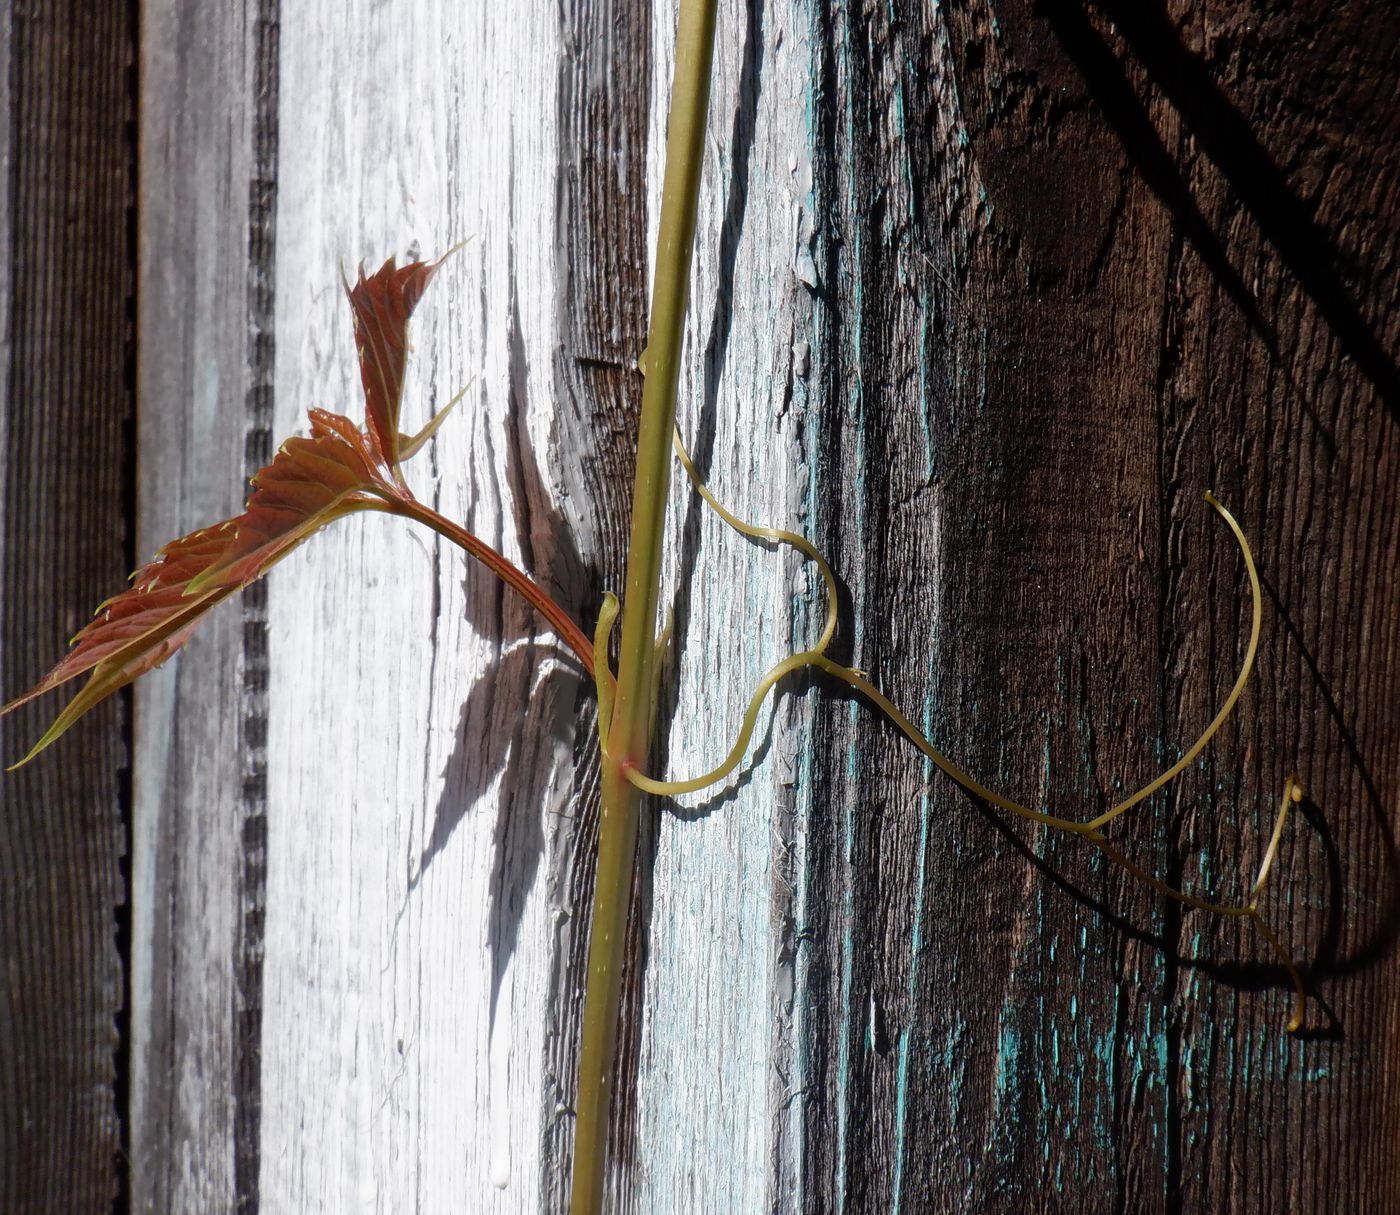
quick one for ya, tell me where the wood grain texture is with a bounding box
[133,3,277,1211]
[796,1,1400,1212]
[621,0,824,1209]
[549,1,651,1208]
[0,1,134,1210]
[263,4,593,1211]
[100,0,1400,1211]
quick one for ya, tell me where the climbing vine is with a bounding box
[3,1,1309,1212]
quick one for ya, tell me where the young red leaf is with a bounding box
[7,250,597,767]
[345,254,441,475]
[2,409,402,766]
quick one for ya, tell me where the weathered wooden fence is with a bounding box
[4,1,1400,1211]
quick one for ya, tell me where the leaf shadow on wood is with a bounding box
[410,309,588,1032]
[1043,0,1400,430]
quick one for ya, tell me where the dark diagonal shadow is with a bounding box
[1043,0,1400,420]
[1040,2,1273,343]
[1090,0,1400,416]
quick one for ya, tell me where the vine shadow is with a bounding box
[652,0,766,778]
[795,545,1398,1043]
[1259,570,1400,983]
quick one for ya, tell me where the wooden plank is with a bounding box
[795,1,1400,1212]
[0,1,134,1211]
[545,0,652,1206]
[132,3,277,1210]
[260,4,595,1210]
[621,0,823,1209]
[219,1,810,1208]
[125,2,658,1208]
[122,0,1400,1211]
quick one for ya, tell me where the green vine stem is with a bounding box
[570,0,718,1211]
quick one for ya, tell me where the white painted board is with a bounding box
[136,1,821,1210]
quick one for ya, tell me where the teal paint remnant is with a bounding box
[833,750,857,1213]
[993,1008,1021,1120]
[832,3,871,1203]
[1091,1000,1118,1153]
[976,181,994,222]
[892,659,941,1214]
[891,1026,915,1214]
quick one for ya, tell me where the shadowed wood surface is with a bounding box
[797,1,1400,1212]
[0,2,134,1211]
[3,0,1399,1212]
[261,5,586,1208]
